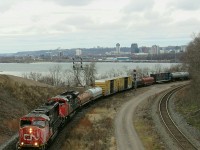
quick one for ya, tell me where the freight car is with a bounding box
[95,77,118,96]
[171,72,189,81]
[78,87,102,106]
[142,77,154,86]
[150,72,172,83]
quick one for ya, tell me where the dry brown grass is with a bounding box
[0,75,63,145]
[134,96,165,150]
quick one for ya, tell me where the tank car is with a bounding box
[78,87,103,105]
[171,72,189,81]
[142,77,154,86]
[87,87,102,100]
[77,90,92,106]
[17,101,61,150]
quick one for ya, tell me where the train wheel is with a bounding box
[16,142,20,150]
[40,144,46,150]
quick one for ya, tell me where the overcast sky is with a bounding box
[0,0,200,53]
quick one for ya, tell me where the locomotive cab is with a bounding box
[17,114,51,149]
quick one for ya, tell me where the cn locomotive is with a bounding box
[16,72,189,149]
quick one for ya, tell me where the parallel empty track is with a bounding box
[159,85,198,150]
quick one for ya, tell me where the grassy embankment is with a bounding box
[175,85,200,130]
[0,75,62,144]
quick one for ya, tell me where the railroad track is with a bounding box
[159,85,198,150]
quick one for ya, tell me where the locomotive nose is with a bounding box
[19,126,41,147]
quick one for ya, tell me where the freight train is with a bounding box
[16,71,189,149]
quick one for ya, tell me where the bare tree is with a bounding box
[22,72,42,81]
[82,62,97,86]
[63,69,75,87]
[49,64,62,86]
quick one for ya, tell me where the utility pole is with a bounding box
[72,57,83,70]
[72,57,83,86]
[133,69,137,91]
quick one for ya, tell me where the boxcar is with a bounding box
[122,75,133,90]
[150,72,171,83]
[95,77,118,96]
[117,77,125,91]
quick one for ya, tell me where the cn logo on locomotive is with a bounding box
[24,134,40,141]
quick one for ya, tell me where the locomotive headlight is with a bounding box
[21,142,24,145]
[29,128,33,133]
[34,142,38,146]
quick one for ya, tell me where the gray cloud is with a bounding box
[169,0,200,11]
[123,0,155,13]
[0,0,18,12]
[45,0,93,6]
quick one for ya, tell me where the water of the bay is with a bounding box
[0,62,179,77]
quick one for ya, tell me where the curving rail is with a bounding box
[159,85,198,150]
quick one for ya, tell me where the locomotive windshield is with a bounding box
[20,120,45,128]
[20,120,31,127]
[32,120,45,128]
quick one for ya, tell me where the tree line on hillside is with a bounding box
[183,33,200,105]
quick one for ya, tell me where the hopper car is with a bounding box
[16,72,189,149]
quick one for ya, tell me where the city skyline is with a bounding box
[0,0,200,53]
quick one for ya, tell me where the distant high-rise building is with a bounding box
[140,46,149,53]
[76,49,82,56]
[151,45,160,55]
[59,51,63,57]
[181,45,187,52]
[131,43,139,53]
[116,43,120,54]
